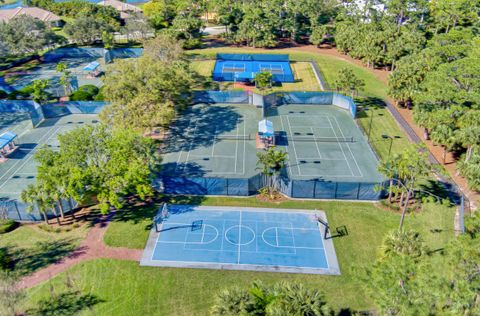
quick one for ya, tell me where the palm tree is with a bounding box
[20,184,52,225]
[269,282,332,316]
[381,230,424,259]
[378,155,400,203]
[430,124,455,164]
[56,62,71,96]
[210,287,250,316]
[256,147,287,195]
[396,146,431,230]
[456,126,480,163]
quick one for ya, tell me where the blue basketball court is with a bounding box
[212,54,295,83]
[141,205,340,275]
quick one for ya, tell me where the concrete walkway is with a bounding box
[18,212,142,290]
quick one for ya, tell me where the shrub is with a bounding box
[78,84,99,96]
[70,84,99,101]
[93,86,105,101]
[182,38,202,50]
[7,85,34,99]
[0,248,12,270]
[0,220,19,234]
[0,90,7,99]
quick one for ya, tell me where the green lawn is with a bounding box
[0,224,88,277]
[0,0,20,5]
[355,98,413,160]
[22,196,454,315]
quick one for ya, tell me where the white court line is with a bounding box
[333,116,364,177]
[289,222,297,255]
[234,119,239,174]
[211,126,217,156]
[220,220,225,252]
[275,227,279,247]
[237,210,242,264]
[327,117,354,177]
[189,154,236,159]
[279,116,294,176]
[242,118,246,174]
[296,157,346,161]
[0,125,61,188]
[174,119,195,171]
[181,122,199,173]
[311,127,323,159]
[285,116,302,175]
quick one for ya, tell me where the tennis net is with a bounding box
[214,134,354,143]
[222,67,245,73]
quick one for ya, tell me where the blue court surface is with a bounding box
[212,54,295,83]
[141,205,340,275]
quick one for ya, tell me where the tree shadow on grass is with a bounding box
[27,291,103,316]
[417,179,458,204]
[9,238,79,276]
[111,195,207,231]
[354,97,386,119]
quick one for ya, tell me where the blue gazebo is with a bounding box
[83,61,100,77]
[0,131,17,161]
[258,119,274,148]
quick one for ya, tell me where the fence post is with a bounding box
[14,201,22,221]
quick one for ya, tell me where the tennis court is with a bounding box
[141,205,340,275]
[213,54,295,83]
[2,57,104,97]
[160,101,383,199]
[0,114,99,205]
[161,103,260,179]
[266,104,382,182]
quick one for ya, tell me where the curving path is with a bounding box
[18,212,142,290]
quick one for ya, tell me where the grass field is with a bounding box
[355,98,413,159]
[22,196,454,314]
[0,224,89,277]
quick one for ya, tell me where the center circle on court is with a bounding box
[225,225,255,246]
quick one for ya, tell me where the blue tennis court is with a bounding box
[141,205,340,275]
[212,53,295,83]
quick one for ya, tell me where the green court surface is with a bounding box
[162,103,383,184]
[3,57,104,96]
[162,103,260,178]
[266,105,383,183]
[0,114,99,202]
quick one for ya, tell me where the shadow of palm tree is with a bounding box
[27,291,103,316]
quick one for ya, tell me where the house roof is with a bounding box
[97,0,142,13]
[0,7,61,23]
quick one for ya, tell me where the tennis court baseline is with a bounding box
[141,205,340,275]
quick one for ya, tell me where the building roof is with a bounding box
[0,7,61,23]
[97,0,142,13]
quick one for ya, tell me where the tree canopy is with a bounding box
[0,15,59,55]
[101,36,196,134]
[22,124,160,215]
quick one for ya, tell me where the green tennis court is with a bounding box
[266,104,382,182]
[160,102,384,199]
[0,114,99,202]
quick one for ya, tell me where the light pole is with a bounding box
[382,134,394,158]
